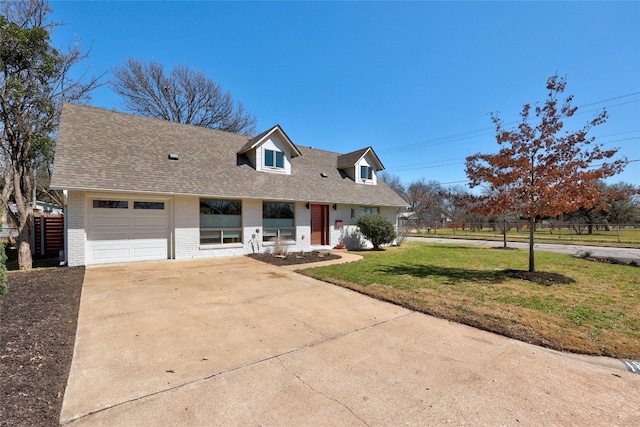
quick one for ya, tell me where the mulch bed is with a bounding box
[503,269,575,285]
[247,251,342,266]
[0,266,85,427]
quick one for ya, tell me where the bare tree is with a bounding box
[112,59,257,135]
[406,179,445,232]
[1,0,52,28]
[377,172,407,201]
[0,0,102,269]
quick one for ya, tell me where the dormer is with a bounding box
[237,125,301,175]
[337,147,384,185]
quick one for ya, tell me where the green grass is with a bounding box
[299,241,640,358]
[413,226,640,248]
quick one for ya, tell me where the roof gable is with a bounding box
[337,147,384,171]
[237,125,301,158]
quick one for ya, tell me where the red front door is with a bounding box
[310,204,329,245]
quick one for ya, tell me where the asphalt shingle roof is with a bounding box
[51,103,408,207]
[337,147,384,170]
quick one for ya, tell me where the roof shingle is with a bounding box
[51,103,408,207]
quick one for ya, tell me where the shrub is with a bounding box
[356,214,396,250]
[268,235,289,256]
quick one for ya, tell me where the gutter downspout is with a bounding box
[62,190,68,266]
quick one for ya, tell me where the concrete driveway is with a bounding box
[61,257,639,426]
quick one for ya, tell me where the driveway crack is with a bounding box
[286,312,330,338]
[277,357,370,427]
[63,313,410,425]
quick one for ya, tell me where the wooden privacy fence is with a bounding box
[33,214,64,256]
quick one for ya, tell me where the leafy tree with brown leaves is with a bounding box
[465,75,627,272]
[112,59,257,135]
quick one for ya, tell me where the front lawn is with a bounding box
[298,241,640,358]
[412,226,640,248]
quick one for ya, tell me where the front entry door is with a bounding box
[310,204,329,245]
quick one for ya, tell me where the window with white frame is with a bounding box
[263,202,295,242]
[200,199,242,244]
[264,149,284,169]
[360,165,373,181]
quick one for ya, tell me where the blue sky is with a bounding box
[50,1,640,188]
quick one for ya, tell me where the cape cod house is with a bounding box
[51,103,408,266]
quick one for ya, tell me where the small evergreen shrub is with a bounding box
[356,214,396,250]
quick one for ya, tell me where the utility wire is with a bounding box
[386,134,640,173]
[380,91,640,155]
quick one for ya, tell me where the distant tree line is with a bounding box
[381,172,639,235]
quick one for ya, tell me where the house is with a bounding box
[50,103,408,266]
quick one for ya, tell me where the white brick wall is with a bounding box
[66,192,401,265]
[243,199,263,254]
[66,191,86,266]
[294,201,311,252]
[173,195,199,259]
[330,205,399,250]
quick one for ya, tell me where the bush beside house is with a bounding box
[356,214,396,250]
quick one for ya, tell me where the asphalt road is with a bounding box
[407,236,640,264]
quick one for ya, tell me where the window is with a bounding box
[134,201,164,210]
[263,202,295,242]
[200,199,242,244]
[360,206,379,215]
[265,149,284,169]
[360,165,373,181]
[93,200,128,209]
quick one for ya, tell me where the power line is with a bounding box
[577,99,640,117]
[380,91,640,155]
[579,92,640,108]
[386,134,640,173]
[390,161,465,172]
[601,136,640,146]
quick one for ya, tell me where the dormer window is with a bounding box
[265,149,284,169]
[360,165,373,181]
[237,125,300,175]
[338,147,383,185]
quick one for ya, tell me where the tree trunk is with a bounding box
[528,217,535,272]
[18,217,33,270]
[502,216,507,248]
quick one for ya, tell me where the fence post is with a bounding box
[31,215,35,255]
[40,215,45,256]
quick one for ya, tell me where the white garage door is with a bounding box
[87,198,169,264]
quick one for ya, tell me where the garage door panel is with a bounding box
[90,232,131,241]
[132,232,167,240]
[87,198,169,264]
[133,246,167,258]
[91,247,131,261]
[132,216,166,227]
[91,216,131,227]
